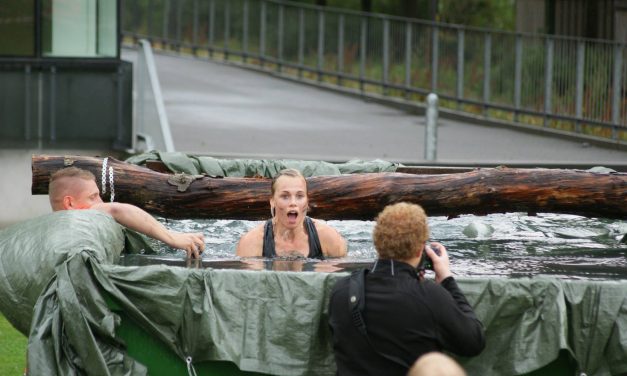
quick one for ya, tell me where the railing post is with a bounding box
[382,18,390,94]
[243,0,249,62]
[138,39,175,152]
[425,93,438,161]
[359,17,367,93]
[49,66,56,142]
[575,41,585,133]
[456,28,464,110]
[162,0,170,46]
[431,25,439,91]
[224,1,231,61]
[514,35,523,122]
[116,65,125,147]
[298,8,305,78]
[317,9,325,82]
[208,0,215,57]
[260,1,266,67]
[192,0,199,53]
[404,21,412,98]
[37,70,43,148]
[612,44,623,140]
[132,2,140,43]
[483,32,492,116]
[544,37,554,127]
[136,46,146,151]
[175,0,182,50]
[338,14,344,86]
[278,4,284,72]
[147,0,153,39]
[24,65,31,141]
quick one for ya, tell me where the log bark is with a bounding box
[32,155,627,220]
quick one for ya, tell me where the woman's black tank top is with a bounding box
[262,217,324,259]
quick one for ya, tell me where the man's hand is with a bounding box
[424,242,453,284]
[167,232,205,259]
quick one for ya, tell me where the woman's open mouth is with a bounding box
[287,210,299,224]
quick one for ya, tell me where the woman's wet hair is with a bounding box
[373,202,429,260]
[270,168,307,196]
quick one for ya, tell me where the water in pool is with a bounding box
[119,213,627,280]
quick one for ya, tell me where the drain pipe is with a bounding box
[424,93,438,161]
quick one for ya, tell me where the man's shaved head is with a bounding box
[49,167,100,211]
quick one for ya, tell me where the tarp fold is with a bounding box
[125,152,399,177]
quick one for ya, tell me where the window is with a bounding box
[0,1,35,56]
[41,0,117,57]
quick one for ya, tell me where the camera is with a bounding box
[418,243,441,271]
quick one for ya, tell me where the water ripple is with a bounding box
[138,214,627,280]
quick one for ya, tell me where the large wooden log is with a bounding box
[32,155,627,220]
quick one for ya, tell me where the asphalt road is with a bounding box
[128,49,627,166]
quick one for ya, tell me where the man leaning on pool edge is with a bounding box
[48,167,205,258]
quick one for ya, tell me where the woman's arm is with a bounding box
[235,224,265,257]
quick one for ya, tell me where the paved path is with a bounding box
[129,50,627,166]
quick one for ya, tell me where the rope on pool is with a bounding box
[101,157,115,202]
[101,157,108,195]
[108,166,115,202]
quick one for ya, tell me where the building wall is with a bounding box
[554,0,613,40]
[516,0,626,43]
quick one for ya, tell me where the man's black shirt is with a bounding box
[328,259,485,376]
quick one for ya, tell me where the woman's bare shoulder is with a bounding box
[312,219,347,258]
[236,222,266,257]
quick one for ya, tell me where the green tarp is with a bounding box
[125,152,399,177]
[0,210,125,335]
[1,211,627,375]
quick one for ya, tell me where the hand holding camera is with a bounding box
[422,242,453,284]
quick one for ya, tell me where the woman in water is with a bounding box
[236,169,347,259]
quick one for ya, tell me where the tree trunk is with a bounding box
[32,155,627,220]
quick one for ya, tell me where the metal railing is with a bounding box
[122,0,627,144]
[135,39,175,153]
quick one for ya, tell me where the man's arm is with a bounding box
[91,203,205,258]
[435,277,486,356]
[425,243,486,356]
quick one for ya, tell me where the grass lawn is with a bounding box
[0,313,27,375]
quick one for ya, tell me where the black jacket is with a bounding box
[328,259,485,376]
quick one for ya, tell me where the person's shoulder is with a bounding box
[236,222,266,257]
[311,218,347,257]
[398,277,441,297]
[413,278,459,303]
